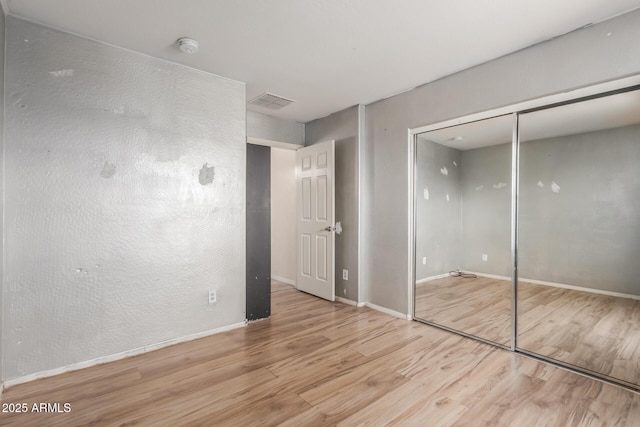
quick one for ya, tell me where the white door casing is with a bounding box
[296,140,335,301]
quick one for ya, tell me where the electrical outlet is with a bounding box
[482,254,488,262]
[208,290,217,304]
[422,257,427,265]
[342,269,348,281]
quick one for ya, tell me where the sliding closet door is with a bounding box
[414,115,513,347]
[517,90,640,387]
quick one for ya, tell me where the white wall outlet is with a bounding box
[482,254,488,262]
[422,257,427,265]
[208,290,217,304]
[342,269,348,281]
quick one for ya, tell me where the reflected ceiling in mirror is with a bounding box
[521,89,640,142]
[417,114,512,150]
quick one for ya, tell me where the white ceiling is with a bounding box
[4,0,640,123]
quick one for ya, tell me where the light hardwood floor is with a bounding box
[415,276,640,386]
[1,280,639,426]
[415,276,512,346]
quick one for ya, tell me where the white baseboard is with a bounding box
[519,276,640,301]
[464,271,640,301]
[336,296,365,307]
[416,273,451,284]
[365,302,411,320]
[271,275,295,286]
[466,271,511,281]
[3,321,247,389]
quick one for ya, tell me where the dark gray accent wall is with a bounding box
[305,106,359,302]
[362,9,640,314]
[246,144,271,320]
[415,139,461,280]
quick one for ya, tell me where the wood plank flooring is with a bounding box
[414,275,512,345]
[1,280,639,426]
[415,276,640,386]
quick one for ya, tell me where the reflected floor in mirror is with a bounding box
[518,281,640,386]
[415,276,640,386]
[414,275,512,346]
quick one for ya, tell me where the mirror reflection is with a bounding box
[414,115,513,346]
[517,90,640,386]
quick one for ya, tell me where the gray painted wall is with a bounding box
[363,9,640,314]
[519,124,640,295]
[3,17,246,380]
[415,141,511,280]
[417,124,640,296]
[460,144,512,277]
[0,8,5,384]
[305,106,359,302]
[247,110,304,146]
[415,139,461,279]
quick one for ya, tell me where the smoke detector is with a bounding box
[177,38,199,54]
[248,92,295,110]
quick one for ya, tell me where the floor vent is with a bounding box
[248,92,295,110]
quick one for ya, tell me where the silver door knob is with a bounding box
[322,222,342,234]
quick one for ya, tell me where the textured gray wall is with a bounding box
[247,110,304,146]
[519,125,640,295]
[460,144,512,276]
[415,139,461,280]
[417,124,640,296]
[3,17,246,380]
[0,8,5,384]
[305,106,359,302]
[362,8,640,314]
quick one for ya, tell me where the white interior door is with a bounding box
[296,140,335,301]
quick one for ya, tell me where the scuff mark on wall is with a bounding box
[100,161,116,178]
[453,161,458,167]
[493,182,507,189]
[10,91,26,108]
[537,180,545,188]
[440,167,448,176]
[551,181,561,193]
[423,187,429,200]
[49,69,74,77]
[199,163,215,185]
[112,105,147,118]
[475,185,484,191]
[446,193,450,202]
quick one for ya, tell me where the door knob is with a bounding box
[322,222,342,234]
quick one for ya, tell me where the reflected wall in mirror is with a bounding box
[517,89,640,386]
[414,115,513,346]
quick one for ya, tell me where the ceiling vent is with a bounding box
[248,92,295,110]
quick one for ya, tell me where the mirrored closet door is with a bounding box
[414,115,513,347]
[413,84,640,390]
[517,89,640,387]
